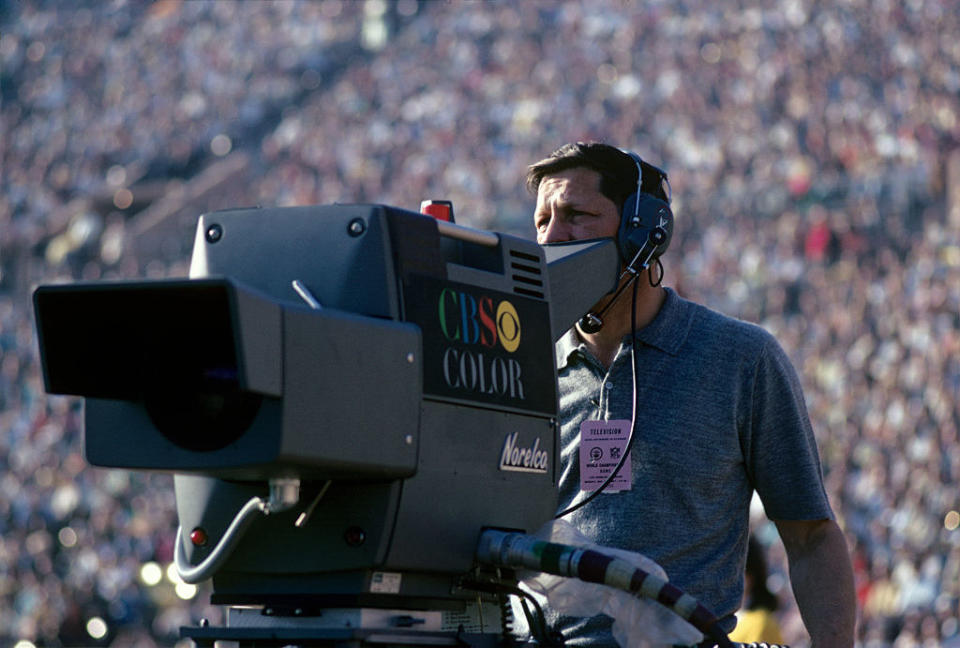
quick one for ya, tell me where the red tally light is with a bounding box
[344,526,366,547]
[420,200,454,223]
[190,528,208,547]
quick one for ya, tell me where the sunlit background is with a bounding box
[2,0,959,646]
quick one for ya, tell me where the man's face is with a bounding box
[534,167,621,245]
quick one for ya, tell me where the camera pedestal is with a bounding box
[183,601,523,647]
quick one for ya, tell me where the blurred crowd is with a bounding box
[2,0,959,646]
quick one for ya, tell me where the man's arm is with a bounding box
[774,518,856,648]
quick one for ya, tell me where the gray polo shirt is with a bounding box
[552,287,833,644]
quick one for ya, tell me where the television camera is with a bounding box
[34,203,635,646]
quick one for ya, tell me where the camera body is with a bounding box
[34,204,619,643]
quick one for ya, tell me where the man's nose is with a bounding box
[538,216,570,244]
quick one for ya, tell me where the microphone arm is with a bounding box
[579,227,667,334]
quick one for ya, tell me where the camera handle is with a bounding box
[175,478,301,584]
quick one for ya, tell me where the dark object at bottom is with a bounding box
[182,624,525,647]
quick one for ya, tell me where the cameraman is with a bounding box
[527,142,856,647]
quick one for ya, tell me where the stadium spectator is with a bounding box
[1,0,958,644]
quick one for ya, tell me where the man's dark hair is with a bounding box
[525,142,669,210]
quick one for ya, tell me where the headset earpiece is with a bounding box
[616,151,673,264]
[577,150,674,334]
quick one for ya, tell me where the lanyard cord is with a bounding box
[554,277,642,519]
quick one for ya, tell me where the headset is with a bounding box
[577,150,674,336]
[616,150,673,266]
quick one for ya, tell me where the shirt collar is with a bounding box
[555,287,693,369]
[556,327,582,370]
[632,287,693,356]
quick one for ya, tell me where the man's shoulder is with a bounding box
[661,289,777,355]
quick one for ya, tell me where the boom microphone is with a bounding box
[578,226,667,334]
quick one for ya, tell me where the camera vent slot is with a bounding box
[509,250,545,299]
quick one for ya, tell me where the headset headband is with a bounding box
[616,149,673,264]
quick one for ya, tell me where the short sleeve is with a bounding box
[744,336,834,521]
